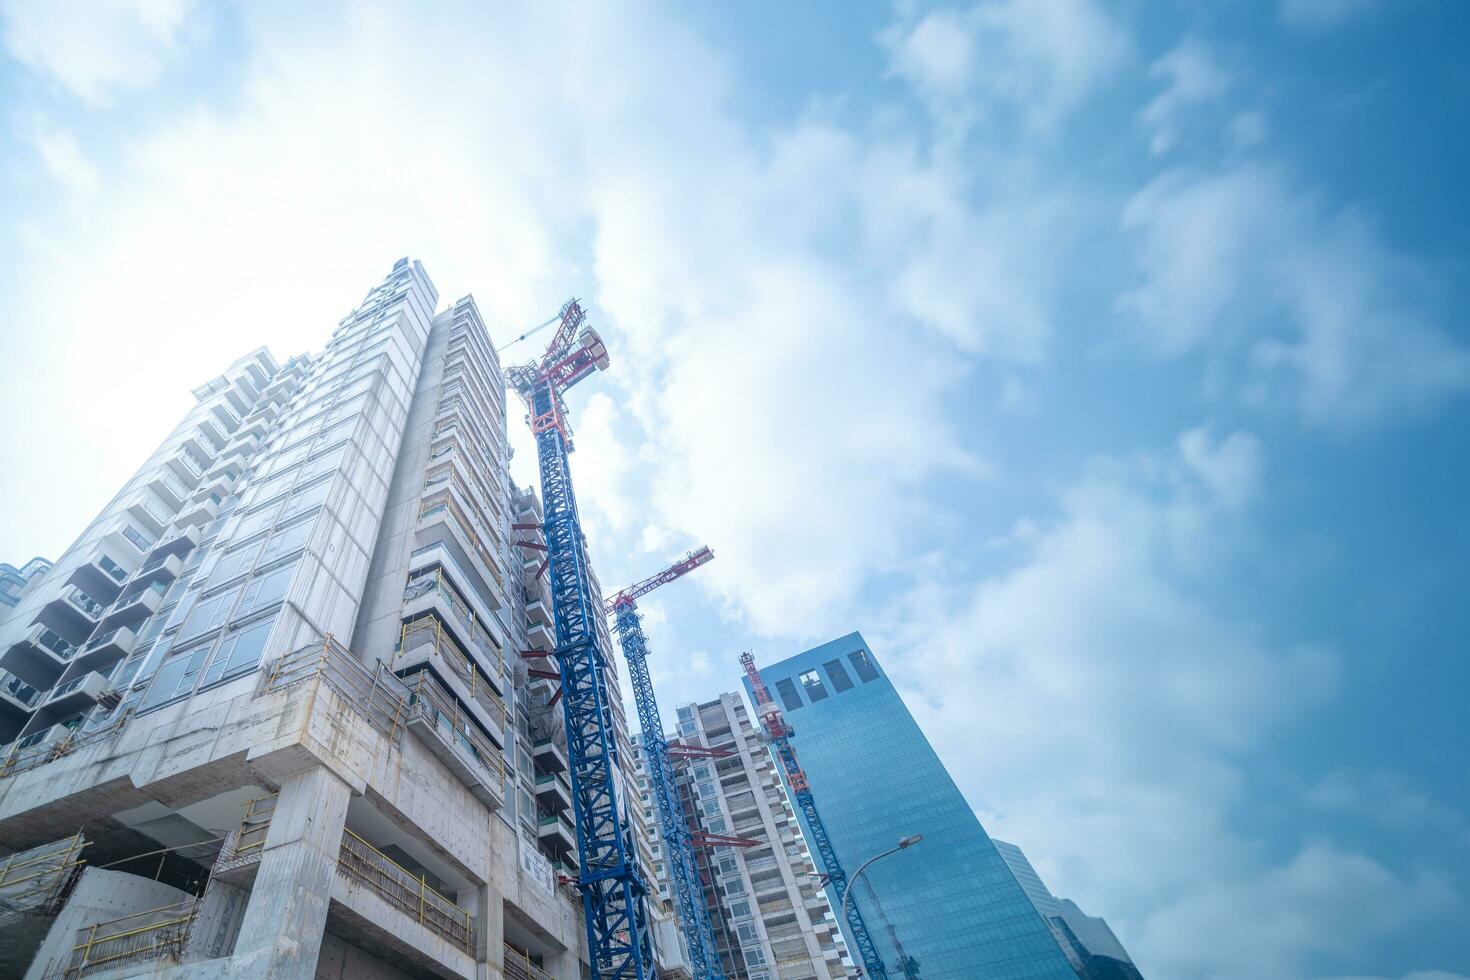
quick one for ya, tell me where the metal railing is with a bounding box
[63,899,199,978]
[35,627,77,660]
[415,489,503,588]
[403,670,504,781]
[337,829,473,955]
[397,619,506,731]
[262,636,408,742]
[504,943,556,980]
[402,569,506,675]
[2,671,41,707]
[0,710,130,781]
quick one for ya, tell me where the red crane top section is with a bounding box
[603,546,714,615]
[741,650,808,792]
[505,300,611,440]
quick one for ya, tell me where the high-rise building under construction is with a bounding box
[746,632,1079,980]
[0,260,688,980]
[633,694,853,980]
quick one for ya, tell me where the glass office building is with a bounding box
[746,631,1078,980]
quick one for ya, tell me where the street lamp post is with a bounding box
[841,834,923,975]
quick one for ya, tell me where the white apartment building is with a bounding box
[668,694,853,980]
[0,260,686,980]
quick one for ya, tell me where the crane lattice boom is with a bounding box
[609,549,724,978]
[509,300,652,979]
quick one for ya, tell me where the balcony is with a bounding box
[146,469,192,508]
[527,620,555,653]
[66,551,132,603]
[536,811,577,854]
[0,624,77,684]
[402,670,505,809]
[43,671,112,714]
[197,415,229,452]
[401,572,505,685]
[73,626,137,672]
[504,945,556,980]
[134,553,183,586]
[396,619,506,743]
[534,771,573,813]
[203,456,245,484]
[175,496,221,528]
[219,433,260,462]
[166,450,206,483]
[150,525,201,559]
[336,829,474,957]
[525,599,552,629]
[0,670,41,711]
[43,585,105,631]
[532,738,567,774]
[211,403,241,434]
[60,899,199,978]
[125,495,175,537]
[101,581,166,629]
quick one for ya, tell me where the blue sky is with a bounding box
[1,2,1467,977]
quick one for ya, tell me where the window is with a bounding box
[728,900,751,919]
[849,649,879,683]
[280,477,331,521]
[257,516,315,564]
[798,669,828,702]
[138,642,212,710]
[775,678,803,712]
[199,617,275,688]
[178,590,233,641]
[823,659,854,693]
[202,539,262,591]
[232,560,297,622]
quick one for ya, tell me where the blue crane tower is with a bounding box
[605,547,723,979]
[508,300,653,979]
[741,651,890,979]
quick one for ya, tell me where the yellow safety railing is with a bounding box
[0,832,87,915]
[503,943,556,980]
[415,481,504,588]
[402,568,506,675]
[337,829,473,955]
[398,619,507,732]
[64,899,199,977]
[263,635,409,742]
[402,670,505,781]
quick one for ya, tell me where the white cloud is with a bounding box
[1280,0,1385,30]
[1178,427,1263,511]
[18,119,101,196]
[0,0,195,105]
[882,0,1131,134]
[1307,770,1470,844]
[1121,164,1470,429]
[1141,37,1232,155]
[869,431,1464,977]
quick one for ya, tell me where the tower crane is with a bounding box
[508,300,653,979]
[605,546,722,978]
[741,652,889,979]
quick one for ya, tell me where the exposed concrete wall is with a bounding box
[314,930,418,980]
[186,878,249,962]
[23,867,193,980]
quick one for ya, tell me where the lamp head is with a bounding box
[899,834,923,849]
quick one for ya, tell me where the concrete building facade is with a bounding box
[0,260,686,980]
[652,692,852,980]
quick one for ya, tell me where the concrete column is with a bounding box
[548,946,582,980]
[229,766,352,979]
[462,881,505,980]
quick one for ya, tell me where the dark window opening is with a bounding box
[849,649,879,683]
[823,660,853,692]
[798,670,829,702]
[775,678,803,712]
